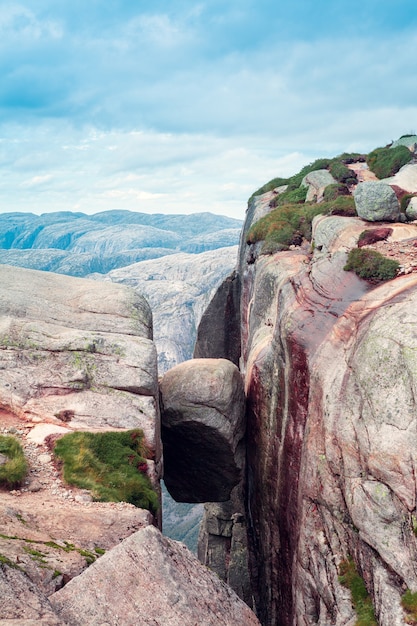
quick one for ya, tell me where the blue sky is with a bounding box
[0,1,416,219]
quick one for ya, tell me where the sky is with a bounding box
[0,1,417,220]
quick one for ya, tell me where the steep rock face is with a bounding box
[196,189,417,624]
[160,358,245,503]
[50,525,261,626]
[242,206,417,625]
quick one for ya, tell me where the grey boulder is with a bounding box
[353,181,400,221]
[160,358,245,502]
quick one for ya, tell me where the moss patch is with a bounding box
[0,435,28,488]
[344,248,399,282]
[367,145,412,179]
[339,557,377,626]
[53,430,159,514]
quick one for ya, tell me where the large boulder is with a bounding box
[50,525,261,626]
[353,181,400,221]
[301,169,336,202]
[160,358,245,502]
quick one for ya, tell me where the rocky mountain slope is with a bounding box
[189,137,417,624]
[0,210,241,277]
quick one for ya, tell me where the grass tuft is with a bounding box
[0,435,28,488]
[339,557,377,626]
[344,248,399,282]
[367,145,412,179]
[53,430,159,514]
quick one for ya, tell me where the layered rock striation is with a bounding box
[195,165,417,624]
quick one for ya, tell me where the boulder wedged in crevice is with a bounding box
[160,358,245,503]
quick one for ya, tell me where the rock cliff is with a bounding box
[195,150,417,624]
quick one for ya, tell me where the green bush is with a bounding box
[367,145,412,179]
[329,161,358,185]
[401,589,417,624]
[323,183,350,202]
[250,177,289,198]
[247,195,356,251]
[0,435,28,488]
[54,430,159,514]
[344,248,399,282]
[270,185,308,208]
[339,557,377,626]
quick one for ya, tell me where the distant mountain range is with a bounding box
[0,210,242,276]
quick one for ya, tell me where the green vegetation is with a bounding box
[367,145,412,179]
[344,248,399,282]
[53,430,159,514]
[323,183,350,202]
[0,552,21,569]
[400,193,417,213]
[339,557,377,626]
[247,195,355,252]
[0,435,28,488]
[329,160,358,185]
[402,589,417,624]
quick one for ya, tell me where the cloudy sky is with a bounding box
[0,1,416,219]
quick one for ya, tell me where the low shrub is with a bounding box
[0,435,28,488]
[402,589,417,624]
[323,183,350,202]
[247,195,356,251]
[367,145,412,179]
[339,557,377,626]
[53,430,159,514]
[344,248,399,282]
[329,161,358,185]
[270,185,308,208]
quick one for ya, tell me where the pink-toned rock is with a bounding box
[50,525,261,626]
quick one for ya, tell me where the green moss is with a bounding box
[0,552,21,569]
[0,435,28,487]
[400,193,417,213]
[402,589,417,624]
[367,145,412,179]
[339,557,377,626]
[344,248,400,282]
[94,546,106,555]
[323,183,350,202]
[53,430,159,514]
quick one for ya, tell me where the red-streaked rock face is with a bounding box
[196,194,417,625]
[240,206,417,625]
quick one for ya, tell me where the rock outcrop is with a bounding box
[160,358,245,502]
[194,186,417,624]
[354,180,400,221]
[301,169,336,202]
[50,525,260,626]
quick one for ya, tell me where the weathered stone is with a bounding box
[406,196,417,220]
[160,358,245,502]
[301,169,336,202]
[384,162,417,192]
[0,566,63,625]
[353,181,400,221]
[50,525,261,626]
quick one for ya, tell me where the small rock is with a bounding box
[38,453,52,464]
[0,453,8,465]
[28,480,43,492]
